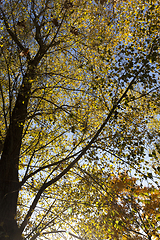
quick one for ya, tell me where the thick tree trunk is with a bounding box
[0,69,33,240]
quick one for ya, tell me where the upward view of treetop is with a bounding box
[0,0,160,239]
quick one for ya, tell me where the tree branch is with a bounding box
[20,149,83,187]
[0,7,25,51]
[19,62,145,233]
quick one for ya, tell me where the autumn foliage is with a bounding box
[0,0,160,239]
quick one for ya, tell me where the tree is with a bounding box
[68,168,160,240]
[0,0,159,239]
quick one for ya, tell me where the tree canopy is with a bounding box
[0,0,160,239]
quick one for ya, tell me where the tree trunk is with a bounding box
[0,69,33,240]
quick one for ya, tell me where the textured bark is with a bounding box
[0,68,33,240]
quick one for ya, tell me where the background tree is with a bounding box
[0,0,159,239]
[68,168,160,240]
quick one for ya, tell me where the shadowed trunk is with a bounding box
[0,68,34,240]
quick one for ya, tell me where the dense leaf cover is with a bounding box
[0,0,160,239]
